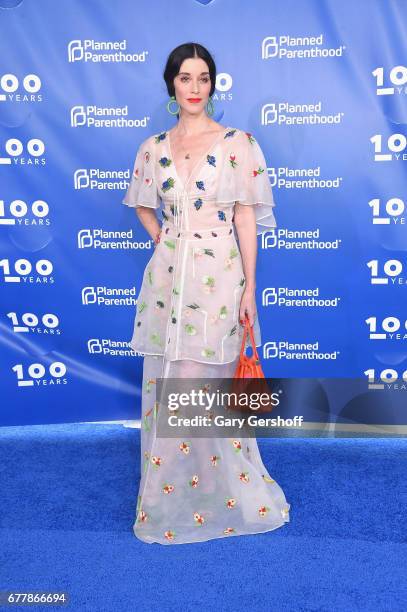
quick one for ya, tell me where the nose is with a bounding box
[191,79,200,93]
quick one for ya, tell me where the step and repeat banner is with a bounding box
[1,0,406,427]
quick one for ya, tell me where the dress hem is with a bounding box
[132,511,290,546]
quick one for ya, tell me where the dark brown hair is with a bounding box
[163,42,217,98]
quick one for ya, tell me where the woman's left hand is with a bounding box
[239,288,256,327]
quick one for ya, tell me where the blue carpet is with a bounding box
[0,423,405,612]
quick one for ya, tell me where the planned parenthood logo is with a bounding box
[70,105,149,129]
[77,228,143,251]
[262,341,339,361]
[261,102,343,126]
[74,168,127,191]
[260,229,341,251]
[67,40,148,63]
[261,35,345,60]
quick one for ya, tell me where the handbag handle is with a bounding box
[239,313,260,361]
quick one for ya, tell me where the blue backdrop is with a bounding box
[1,0,406,427]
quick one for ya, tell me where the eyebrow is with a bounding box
[178,72,210,76]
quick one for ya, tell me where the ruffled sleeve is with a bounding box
[234,131,277,235]
[215,129,277,235]
[122,137,161,209]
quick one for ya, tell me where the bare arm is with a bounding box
[135,206,162,245]
[233,202,257,327]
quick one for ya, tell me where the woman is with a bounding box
[123,42,291,544]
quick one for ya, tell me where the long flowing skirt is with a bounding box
[134,354,291,545]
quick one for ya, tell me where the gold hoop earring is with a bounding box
[167,95,180,115]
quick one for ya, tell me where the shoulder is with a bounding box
[223,128,260,160]
[135,132,165,161]
[138,133,159,151]
[224,126,243,139]
[224,126,258,146]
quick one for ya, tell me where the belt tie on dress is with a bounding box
[160,189,187,372]
[160,190,235,375]
[173,189,188,231]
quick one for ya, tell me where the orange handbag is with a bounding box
[227,314,274,413]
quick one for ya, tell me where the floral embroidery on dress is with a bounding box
[185,323,197,336]
[218,211,226,222]
[258,505,271,517]
[179,441,191,454]
[159,156,172,168]
[231,440,242,452]
[219,306,228,319]
[252,166,265,177]
[239,471,250,483]
[154,131,167,143]
[226,498,237,509]
[207,154,216,167]
[210,454,221,466]
[225,128,237,139]
[151,455,162,468]
[225,247,238,270]
[193,512,205,526]
[245,131,256,144]
[194,198,203,210]
[137,509,148,523]
[143,401,157,431]
[229,153,237,168]
[150,331,163,347]
[196,180,205,191]
[163,239,175,250]
[223,527,236,535]
[189,475,199,488]
[193,247,215,259]
[164,530,175,541]
[162,177,175,192]
[201,275,215,293]
[162,483,175,494]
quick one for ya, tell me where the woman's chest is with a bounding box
[154,127,238,199]
[168,129,227,184]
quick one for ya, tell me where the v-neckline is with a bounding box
[167,125,230,192]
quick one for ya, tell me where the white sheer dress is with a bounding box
[122,126,291,544]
